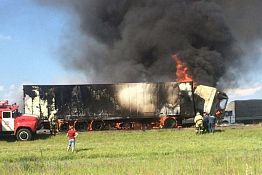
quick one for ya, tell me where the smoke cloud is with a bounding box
[37,0,247,88]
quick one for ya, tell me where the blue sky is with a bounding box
[0,0,85,103]
[0,0,70,84]
[1,0,262,104]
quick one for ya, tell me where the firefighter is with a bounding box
[203,112,210,133]
[208,114,216,133]
[49,110,58,136]
[194,112,203,134]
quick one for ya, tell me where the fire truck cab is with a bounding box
[0,100,39,141]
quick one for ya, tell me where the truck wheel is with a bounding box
[16,128,32,141]
[164,118,177,128]
[92,121,105,131]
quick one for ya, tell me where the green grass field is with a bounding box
[0,126,262,175]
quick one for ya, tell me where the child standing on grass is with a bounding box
[67,125,78,152]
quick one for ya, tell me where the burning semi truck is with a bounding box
[23,81,228,131]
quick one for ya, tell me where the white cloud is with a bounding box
[0,84,23,110]
[0,34,12,41]
[226,86,262,97]
[51,72,88,84]
[225,83,262,102]
[0,86,4,91]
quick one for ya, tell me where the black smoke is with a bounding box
[37,0,243,87]
[214,0,262,85]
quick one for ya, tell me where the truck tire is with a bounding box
[16,128,32,141]
[92,121,105,131]
[164,118,177,128]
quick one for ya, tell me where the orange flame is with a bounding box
[172,54,193,82]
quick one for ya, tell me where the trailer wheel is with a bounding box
[164,118,177,128]
[16,128,32,141]
[92,121,105,131]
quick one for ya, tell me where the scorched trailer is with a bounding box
[23,81,228,131]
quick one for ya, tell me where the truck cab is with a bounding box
[0,100,39,141]
[194,85,228,116]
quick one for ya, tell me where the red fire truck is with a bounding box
[0,100,39,141]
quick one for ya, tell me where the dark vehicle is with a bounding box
[23,81,228,131]
[223,100,262,124]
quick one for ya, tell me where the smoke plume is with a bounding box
[37,0,245,87]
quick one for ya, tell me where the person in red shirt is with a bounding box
[67,125,78,152]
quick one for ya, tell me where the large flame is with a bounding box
[172,54,193,82]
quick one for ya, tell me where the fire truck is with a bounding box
[23,81,228,131]
[0,100,39,141]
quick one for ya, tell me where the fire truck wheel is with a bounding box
[16,128,32,141]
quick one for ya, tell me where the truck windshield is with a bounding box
[219,99,227,110]
[12,110,21,118]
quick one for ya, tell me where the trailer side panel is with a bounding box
[23,82,195,121]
